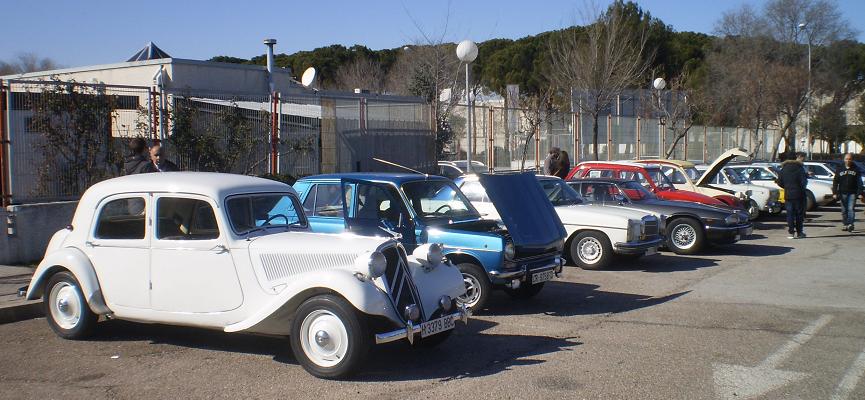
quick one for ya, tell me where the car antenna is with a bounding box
[373,158,428,178]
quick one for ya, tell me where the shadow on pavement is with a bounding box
[703,242,793,257]
[613,253,719,273]
[483,280,689,317]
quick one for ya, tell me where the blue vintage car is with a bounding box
[293,173,566,310]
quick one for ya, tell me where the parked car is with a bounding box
[694,165,783,217]
[568,178,753,254]
[438,160,488,178]
[566,161,731,208]
[633,149,749,211]
[455,174,662,270]
[24,172,470,379]
[728,163,835,210]
[804,161,865,186]
[294,173,565,311]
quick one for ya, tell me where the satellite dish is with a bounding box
[301,67,317,88]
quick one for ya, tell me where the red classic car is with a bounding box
[566,161,731,208]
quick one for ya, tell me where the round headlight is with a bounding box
[404,304,420,322]
[367,251,387,278]
[724,214,739,225]
[427,243,444,266]
[504,240,516,260]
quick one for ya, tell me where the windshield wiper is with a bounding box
[242,221,304,236]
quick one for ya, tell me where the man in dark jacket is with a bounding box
[149,143,178,172]
[124,138,156,175]
[777,152,808,238]
[832,153,865,232]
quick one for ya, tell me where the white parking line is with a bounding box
[831,350,865,400]
[760,314,834,369]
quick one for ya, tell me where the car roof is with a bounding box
[84,172,292,201]
[569,177,634,184]
[635,159,695,168]
[577,161,661,170]
[299,172,449,185]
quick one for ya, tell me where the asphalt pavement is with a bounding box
[1,206,864,399]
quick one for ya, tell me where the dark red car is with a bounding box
[567,161,730,207]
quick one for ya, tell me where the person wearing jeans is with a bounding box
[778,153,809,239]
[833,153,864,232]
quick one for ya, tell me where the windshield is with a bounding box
[723,168,745,184]
[538,179,583,205]
[620,181,658,201]
[684,167,701,182]
[647,169,674,189]
[401,180,480,222]
[226,193,306,234]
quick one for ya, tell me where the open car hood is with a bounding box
[696,148,750,187]
[477,173,567,247]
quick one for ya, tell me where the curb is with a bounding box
[0,300,43,324]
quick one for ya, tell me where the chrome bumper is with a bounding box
[489,257,565,281]
[614,237,664,254]
[374,303,471,345]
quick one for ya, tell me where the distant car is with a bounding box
[567,161,732,208]
[694,165,783,217]
[633,148,749,211]
[804,160,865,186]
[24,172,469,379]
[728,163,835,210]
[294,173,565,311]
[456,174,663,270]
[568,178,753,255]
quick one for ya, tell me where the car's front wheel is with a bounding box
[44,271,97,340]
[290,295,369,379]
[455,263,491,311]
[806,190,817,211]
[747,199,760,220]
[569,231,613,270]
[666,218,705,255]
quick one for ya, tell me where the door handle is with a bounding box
[85,241,100,247]
[210,244,229,253]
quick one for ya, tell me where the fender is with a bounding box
[224,268,400,335]
[26,247,112,315]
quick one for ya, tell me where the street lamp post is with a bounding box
[799,22,812,159]
[653,77,666,158]
[457,40,478,171]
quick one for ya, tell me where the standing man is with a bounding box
[777,152,809,239]
[149,142,178,172]
[832,153,864,232]
[543,147,560,175]
[124,138,156,175]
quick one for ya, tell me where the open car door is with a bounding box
[340,179,416,246]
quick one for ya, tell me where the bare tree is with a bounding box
[645,70,699,158]
[550,6,651,160]
[334,56,386,93]
[513,85,556,170]
[0,53,61,75]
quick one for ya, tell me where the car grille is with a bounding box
[381,246,425,322]
[643,217,660,239]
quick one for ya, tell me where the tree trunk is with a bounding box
[592,115,600,161]
[664,127,688,159]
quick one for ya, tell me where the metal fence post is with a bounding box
[683,130,689,161]
[487,106,494,172]
[606,114,613,161]
[270,93,279,175]
[703,126,708,164]
[150,89,159,141]
[0,81,9,207]
[636,116,641,159]
[572,112,580,164]
[534,124,541,171]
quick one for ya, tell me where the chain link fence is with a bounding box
[1,80,433,205]
[450,104,783,171]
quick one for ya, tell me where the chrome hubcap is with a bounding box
[49,282,81,330]
[458,273,482,308]
[300,310,348,368]
[577,237,602,264]
[672,224,697,249]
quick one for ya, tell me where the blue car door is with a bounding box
[300,182,350,234]
[340,178,417,249]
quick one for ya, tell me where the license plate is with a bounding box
[645,247,657,256]
[531,269,556,285]
[420,315,455,338]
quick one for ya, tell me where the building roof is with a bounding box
[127,42,171,62]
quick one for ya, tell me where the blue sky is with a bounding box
[2,0,864,69]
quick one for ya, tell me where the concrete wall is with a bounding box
[1,201,78,265]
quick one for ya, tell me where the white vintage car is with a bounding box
[456,175,663,270]
[25,172,469,379]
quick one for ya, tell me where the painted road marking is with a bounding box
[713,314,834,400]
[831,349,865,400]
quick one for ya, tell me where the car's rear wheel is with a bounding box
[504,282,545,299]
[666,218,705,255]
[455,263,491,311]
[44,271,97,340]
[747,199,760,220]
[570,231,613,270]
[290,295,369,379]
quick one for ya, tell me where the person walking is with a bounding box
[777,152,809,239]
[832,153,864,232]
[149,143,178,172]
[543,147,560,175]
[124,138,156,175]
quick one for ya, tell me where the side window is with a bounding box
[156,197,219,240]
[587,169,614,178]
[717,173,727,184]
[460,181,488,202]
[95,197,146,240]
[302,185,317,214]
[311,184,346,217]
[664,166,688,184]
[353,183,403,225]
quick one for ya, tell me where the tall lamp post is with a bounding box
[653,77,666,158]
[798,22,812,159]
[457,40,478,171]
